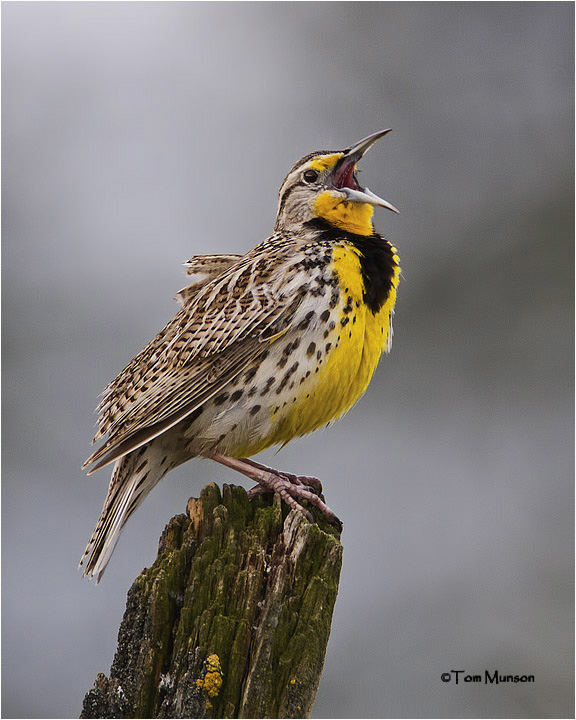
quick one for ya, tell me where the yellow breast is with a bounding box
[270,243,400,446]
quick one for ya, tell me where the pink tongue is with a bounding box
[334,161,358,190]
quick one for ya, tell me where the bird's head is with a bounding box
[274,129,398,236]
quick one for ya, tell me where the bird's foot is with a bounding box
[210,454,340,529]
[240,458,323,494]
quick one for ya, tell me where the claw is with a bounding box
[211,454,340,528]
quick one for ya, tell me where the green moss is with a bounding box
[91,483,342,718]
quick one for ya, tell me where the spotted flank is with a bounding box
[80,130,401,581]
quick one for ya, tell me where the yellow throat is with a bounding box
[314,191,375,236]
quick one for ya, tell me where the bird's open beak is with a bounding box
[331,129,399,214]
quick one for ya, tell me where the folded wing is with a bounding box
[84,242,301,472]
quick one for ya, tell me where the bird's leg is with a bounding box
[209,453,340,527]
[239,457,323,494]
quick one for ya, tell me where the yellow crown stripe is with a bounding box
[308,154,342,172]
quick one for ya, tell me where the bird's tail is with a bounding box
[79,444,170,582]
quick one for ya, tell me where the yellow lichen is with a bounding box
[197,653,223,700]
[203,670,223,697]
[206,654,221,673]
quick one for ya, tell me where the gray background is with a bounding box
[3,3,573,718]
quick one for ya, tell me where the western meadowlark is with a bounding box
[80,130,401,581]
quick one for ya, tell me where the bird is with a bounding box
[80,129,401,581]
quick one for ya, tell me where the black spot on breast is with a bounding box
[298,310,316,330]
[244,366,258,382]
[276,362,300,394]
[250,405,261,415]
[342,298,353,314]
[282,338,301,356]
[307,342,316,357]
[320,310,330,322]
[231,390,243,402]
[260,377,276,396]
[213,392,229,406]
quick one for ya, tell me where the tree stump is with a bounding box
[81,483,343,719]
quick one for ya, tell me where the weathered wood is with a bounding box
[81,483,343,719]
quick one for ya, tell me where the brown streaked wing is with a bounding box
[175,253,244,307]
[86,239,301,470]
[84,335,267,472]
[94,250,274,442]
[183,253,244,276]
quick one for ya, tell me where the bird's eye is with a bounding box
[302,169,319,184]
